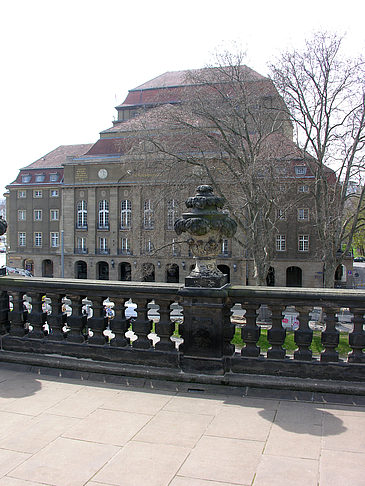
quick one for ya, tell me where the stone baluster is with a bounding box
[46,293,66,341]
[9,291,27,337]
[320,306,339,362]
[348,307,365,363]
[0,291,10,334]
[88,296,108,345]
[294,306,313,361]
[67,295,87,344]
[132,298,153,349]
[241,303,261,357]
[223,301,235,356]
[155,299,175,352]
[267,304,286,359]
[110,297,130,348]
[26,292,46,339]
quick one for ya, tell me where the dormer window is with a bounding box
[49,173,59,182]
[35,174,45,182]
[295,166,307,176]
[21,174,31,183]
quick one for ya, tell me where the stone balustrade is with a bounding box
[0,276,364,393]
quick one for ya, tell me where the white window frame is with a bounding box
[146,239,154,253]
[21,174,31,183]
[276,208,286,221]
[276,235,286,251]
[34,209,42,221]
[298,235,309,252]
[167,199,177,230]
[50,209,59,221]
[18,232,26,246]
[77,237,87,250]
[295,166,307,176]
[18,210,26,221]
[50,189,59,197]
[35,174,45,183]
[77,200,87,228]
[144,200,154,229]
[49,173,59,182]
[121,237,131,254]
[98,200,109,229]
[98,237,108,251]
[34,232,42,247]
[222,239,229,255]
[298,184,309,193]
[33,190,42,198]
[17,190,26,198]
[121,200,131,229]
[50,232,59,248]
[298,208,309,221]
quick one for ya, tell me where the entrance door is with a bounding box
[120,262,132,281]
[42,259,53,278]
[75,261,87,279]
[218,264,230,283]
[97,261,109,280]
[286,266,302,287]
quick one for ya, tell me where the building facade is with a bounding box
[5,68,351,287]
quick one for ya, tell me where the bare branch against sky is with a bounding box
[0,0,364,197]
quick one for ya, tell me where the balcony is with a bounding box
[74,247,88,254]
[95,248,110,255]
[118,249,132,255]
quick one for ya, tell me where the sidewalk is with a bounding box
[0,368,363,485]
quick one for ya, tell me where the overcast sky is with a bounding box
[0,0,364,197]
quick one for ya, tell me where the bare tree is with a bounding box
[135,51,306,285]
[271,32,365,287]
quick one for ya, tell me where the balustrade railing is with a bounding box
[0,277,364,386]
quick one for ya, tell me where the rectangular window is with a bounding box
[98,237,108,251]
[276,209,286,220]
[295,166,307,176]
[298,184,309,193]
[298,235,309,252]
[146,239,154,253]
[18,210,26,221]
[50,209,59,221]
[121,237,131,254]
[49,173,59,182]
[167,200,177,230]
[144,200,154,229]
[34,232,42,247]
[33,190,42,198]
[222,239,229,255]
[276,235,286,251]
[50,189,59,197]
[35,174,45,182]
[21,174,31,183]
[34,210,42,221]
[17,190,26,198]
[77,237,86,249]
[18,232,26,246]
[298,208,309,221]
[50,232,59,248]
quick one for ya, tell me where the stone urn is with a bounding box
[175,185,237,287]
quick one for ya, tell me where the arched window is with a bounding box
[98,200,109,229]
[97,261,109,280]
[77,201,87,229]
[144,200,154,229]
[121,200,132,229]
[167,200,177,230]
[119,262,131,281]
[166,263,179,283]
[142,263,155,282]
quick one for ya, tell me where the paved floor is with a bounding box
[0,369,363,486]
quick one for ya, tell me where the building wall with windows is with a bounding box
[5,68,350,287]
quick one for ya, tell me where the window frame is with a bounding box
[298,208,310,221]
[17,210,26,221]
[298,234,309,252]
[276,234,286,252]
[50,232,59,248]
[33,190,42,198]
[120,200,132,229]
[18,232,26,247]
[34,232,42,247]
[50,209,59,221]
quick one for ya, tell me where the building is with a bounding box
[5,67,351,287]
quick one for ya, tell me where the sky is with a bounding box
[0,0,364,197]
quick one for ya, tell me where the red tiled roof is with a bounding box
[23,144,93,169]
[117,66,276,109]
[84,138,135,156]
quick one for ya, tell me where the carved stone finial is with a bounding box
[175,185,237,287]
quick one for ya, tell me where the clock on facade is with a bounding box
[98,169,108,179]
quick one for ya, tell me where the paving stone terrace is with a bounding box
[0,366,363,485]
